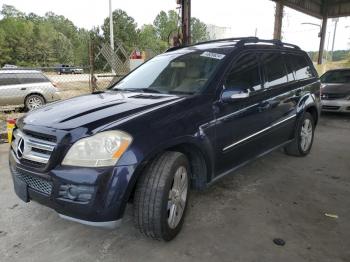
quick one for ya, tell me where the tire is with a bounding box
[25,94,45,111]
[284,112,315,156]
[134,151,190,241]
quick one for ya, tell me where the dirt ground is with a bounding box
[0,113,349,262]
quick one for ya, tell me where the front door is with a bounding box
[214,52,273,176]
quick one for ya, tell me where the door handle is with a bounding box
[20,87,26,90]
[257,101,271,112]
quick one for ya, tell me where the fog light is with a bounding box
[59,184,94,203]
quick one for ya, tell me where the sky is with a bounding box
[2,0,350,51]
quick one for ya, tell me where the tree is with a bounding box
[153,10,209,45]
[101,9,138,53]
[138,24,168,54]
[153,10,179,43]
[0,4,25,19]
[191,18,209,44]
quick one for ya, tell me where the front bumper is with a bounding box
[321,99,350,113]
[9,150,136,227]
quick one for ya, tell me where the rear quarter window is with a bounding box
[0,73,20,86]
[16,73,49,84]
[290,54,315,80]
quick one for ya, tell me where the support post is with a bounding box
[181,0,191,45]
[318,16,327,65]
[273,2,284,40]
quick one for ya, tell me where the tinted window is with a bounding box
[260,52,288,88]
[292,55,314,80]
[224,53,262,92]
[321,70,350,84]
[0,73,20,86]
[284,54,296,81]
[16,73,49,84]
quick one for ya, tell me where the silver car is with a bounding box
[0,70,60,111]
[320,69,350,113]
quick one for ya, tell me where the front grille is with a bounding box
[24,131,57,143]
[11,129,57,167]
[322,105,340,110]
[322,93,348,100]
[12,167,53,195]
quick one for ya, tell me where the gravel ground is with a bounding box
[0,112,349,262]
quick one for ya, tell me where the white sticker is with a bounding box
[200,51,226,60]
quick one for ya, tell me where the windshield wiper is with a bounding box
[168,90,194,95]
[113,88,162,93]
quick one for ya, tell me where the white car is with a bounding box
[0,70,60,111]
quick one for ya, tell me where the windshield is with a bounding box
[112,51,225,94]
[321,70,350,84]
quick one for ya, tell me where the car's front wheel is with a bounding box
[134,151,190,241]
[284,112,315,156]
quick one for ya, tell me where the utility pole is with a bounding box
[330,18,339,61]
[181,0,191,45]
[109,0,115,74]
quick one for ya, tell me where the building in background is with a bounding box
[206,24,232,40]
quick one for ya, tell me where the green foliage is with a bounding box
[308,50,350,62]
[0,4,89,67]
[153,10,179,42]
[101,9,138,53]
[0,5,210,67]
[191,18,209,44]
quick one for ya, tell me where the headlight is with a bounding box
[62,131,132,167]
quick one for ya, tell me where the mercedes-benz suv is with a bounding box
[9,37,321,241]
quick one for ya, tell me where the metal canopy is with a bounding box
[272,0,350,18]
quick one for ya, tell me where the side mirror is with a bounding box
[221,86,250,103]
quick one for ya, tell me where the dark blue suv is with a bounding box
[9,37,321,241]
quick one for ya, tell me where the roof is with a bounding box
[272,0,350,18]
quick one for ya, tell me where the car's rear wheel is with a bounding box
[284,112,315,156]
[134,151,190,241]
[25,94,45,111]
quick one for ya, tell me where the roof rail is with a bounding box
[165,37,300,53]
[165,37,259,53]
[236,38,300,49]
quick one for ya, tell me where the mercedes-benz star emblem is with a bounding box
[16,137,25,159]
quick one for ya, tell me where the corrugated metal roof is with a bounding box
[272,0,350,18]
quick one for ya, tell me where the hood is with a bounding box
[21,91,183,130]
[321,83,350,95]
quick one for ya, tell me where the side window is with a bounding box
[291,55,315,80]
[16,73,49,84]
[260,52,288,88]
[284,54,296,81]
[225,53,262,92]
[0,73,20,86]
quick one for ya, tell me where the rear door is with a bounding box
[0,73,22,106]
[256,51,299,148]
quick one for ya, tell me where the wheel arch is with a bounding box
[24,92,46,104]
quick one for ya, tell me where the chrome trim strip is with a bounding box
[59,214,122,229]
[222,114,297,151]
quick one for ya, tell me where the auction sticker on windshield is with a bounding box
[200,51,226,60]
